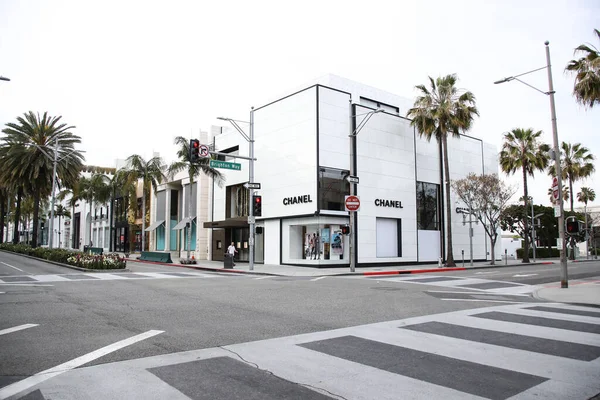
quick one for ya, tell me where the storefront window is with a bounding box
[282,217,349,265]
[416,181,440,230]
[319,167,350,211]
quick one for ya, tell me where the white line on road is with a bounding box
[0,329,164,400]
[0,283,53,287]
[253,276,272,280]
[0,324,38,336]
[440,299,526,303]
[310,276,327,281]
[427,290,531,297]
[513,274,538,277]
[0,261,27,273]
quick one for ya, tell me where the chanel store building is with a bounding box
[206,75,500,267]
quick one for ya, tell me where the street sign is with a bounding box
[346,175,359,184]
[345,195,360,212]
[210,160,241,171]
[244,182,261,190]
[552,177,559,201]
[248,216,256,224]
[199,144,210,158]
[554,205,561,217]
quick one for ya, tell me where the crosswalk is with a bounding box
[0,271,224,284]
[367,274,537,294]
[22,303,600,400]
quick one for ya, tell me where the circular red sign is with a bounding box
[345,195,360,212]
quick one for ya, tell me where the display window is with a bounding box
[282,217,349,265]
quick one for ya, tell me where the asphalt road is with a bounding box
[1,251,599,400]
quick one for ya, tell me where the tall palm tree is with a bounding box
[407,74,479,267]
[51,204,71,248]
[551,142,595,212]
[167,136,224,260]
[577,187,596,257]
[124,155,165,252]
[499,128,550,263]
[0,187,7,243]
[565,29,600,108]
[79,174,111,247]
[0,111,84,247]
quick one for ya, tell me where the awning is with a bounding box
[203,217,248,229]
[145,220,165,232]
[173,217,196,230]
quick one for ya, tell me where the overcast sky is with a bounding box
[1,0,598,208]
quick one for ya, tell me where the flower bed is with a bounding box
[0,243,126,270]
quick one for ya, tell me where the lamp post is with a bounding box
[217,109,256,271]
[0,76,9,82]
[348,104,384,272]
[494,41,568,288]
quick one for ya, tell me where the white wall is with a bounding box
[318,86,351,170]
[263,219,280,265]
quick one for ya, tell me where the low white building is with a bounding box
[199,75,501,267]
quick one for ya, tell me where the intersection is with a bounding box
[1,251,599,399]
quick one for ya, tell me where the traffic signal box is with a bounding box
[341,225,350,235]
[253,195,262,217]
[566,220,580,235]
[189,139,200,162]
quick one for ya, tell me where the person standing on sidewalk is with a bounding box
[227,242,238,266]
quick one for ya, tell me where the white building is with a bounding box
[198,75,501,267]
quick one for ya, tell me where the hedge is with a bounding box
[516,247,560,259]
[0,243,126,269]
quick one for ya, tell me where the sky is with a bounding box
[0,0,599,209]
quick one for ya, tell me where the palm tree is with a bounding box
[123,155,166,252]
[552,142,595,212]
[51,204,71,248]
[407,74,479,267]
[547,187,569,205]
[0,111,84,247]
[499,128,550,263]
[565,29,600,108]
[167,137,224,260]
[577,187,596,258]
[79,174,111,247]
[0,187,8,243]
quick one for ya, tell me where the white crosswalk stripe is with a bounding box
[370,275,537,294]
[30,303,600,400]
[0,271,223,284]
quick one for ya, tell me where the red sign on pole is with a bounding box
[552,177,559,201]
[345,195,360,212]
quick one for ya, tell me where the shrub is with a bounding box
[516,247,560,259]
[0,243,126,269]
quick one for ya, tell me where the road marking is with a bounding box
[310,276,327,281]
[0,283,53,287]
[440,299,526,304]
[253,276,272,280]
[0,261,26,273]
[427,290,531,297]
[513,274,538,277]
[0,329,164,400]
[0,324,39,336]
[474,271,498,275]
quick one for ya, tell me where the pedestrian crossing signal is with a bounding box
[566,220,579,235]
[341,225,350,235]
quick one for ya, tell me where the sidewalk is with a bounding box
[534,281,600,306]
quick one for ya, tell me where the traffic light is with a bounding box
[566,219,580,235]
[341,225,350,235]
[189,139,200,162]
[255,227,263,234]
[253,195,262,217]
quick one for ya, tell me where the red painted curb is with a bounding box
[409,267,467,274]
[363,270,401,276]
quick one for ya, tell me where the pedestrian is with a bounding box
[314,233,320,260]
[309,234,315,260]
[227,242,238,266]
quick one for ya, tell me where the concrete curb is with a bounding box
[0,250,131,273]
[532,287,600,308]
[126,258,279,276]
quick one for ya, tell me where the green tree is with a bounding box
[565,29,600,108]
[0,111,84,247]
[167,136,224,260]
[499,128,550,263]
[407,74,479,267]
[79,174,111,247]
[123,155,166,252]
[551,142,595,212]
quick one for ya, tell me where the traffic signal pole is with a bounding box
[248,108,255,271]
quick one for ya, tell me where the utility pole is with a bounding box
[48,139,59,249]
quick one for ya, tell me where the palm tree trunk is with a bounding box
[12,188,22,245]
[441,135,455,267]
[31,189,40,248]
[89,198,93,247]
[521,167,530,263]
[72,203,76,249]
[0,193,5,244]
[569,178,574,212]
[141,191,146,252]
[58,215,62,248]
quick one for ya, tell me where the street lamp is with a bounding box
[348,105,384,272]
[527,197,544,262]
[217,110,256,271]
[0,76,9,82]
[494,41,568,288]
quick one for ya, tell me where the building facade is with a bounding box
[203,75,501,267]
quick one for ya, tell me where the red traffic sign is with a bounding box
[345,195,360,212]
[199,144,210,158]
[552,177,559,201]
